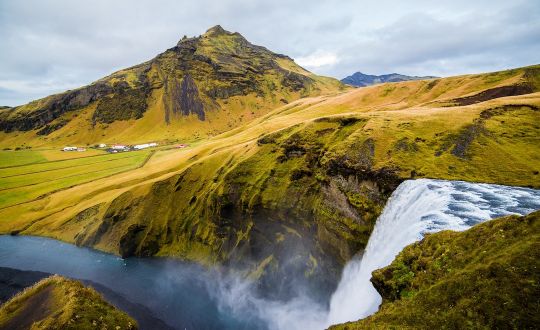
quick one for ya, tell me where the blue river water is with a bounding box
[0,235,264,329]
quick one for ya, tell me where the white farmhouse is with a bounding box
[63,146,77,151]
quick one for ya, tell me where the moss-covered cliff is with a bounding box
[0,275,137,329]
[330,210,540,329]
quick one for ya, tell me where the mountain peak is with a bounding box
[204,25,229,37]
[177,25,247,47]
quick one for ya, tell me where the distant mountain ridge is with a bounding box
[342,71,437,87]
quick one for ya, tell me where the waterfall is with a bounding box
[326,179,540,326]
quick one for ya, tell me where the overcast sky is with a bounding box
[1,0,539,106]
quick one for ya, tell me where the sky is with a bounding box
[1,0,539,106]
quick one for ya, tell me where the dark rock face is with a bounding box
[451,83,534,106]
[36,118,68,136]
[179,75,205,120]
[92,87,149,124]
[119,224,150,258]
[0,83,113,133]
[342,72,437,87]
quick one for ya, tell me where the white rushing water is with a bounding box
[325,179,540,326]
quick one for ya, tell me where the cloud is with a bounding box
[296,51,339,69]
[0,0,539,105]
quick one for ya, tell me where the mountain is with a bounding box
[342,71,437,87]
[330,210,540,329]
[0,25,344,147]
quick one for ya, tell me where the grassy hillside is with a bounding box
[0,26,344,149]
[0,275,137,329]
[0,64,539,292]
[330,210,540,329]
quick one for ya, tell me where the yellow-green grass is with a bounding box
[0,150,47,167]
[0,151,144,178]
[0,150,151,209]
[0,148,106,168]
[0,275,137,329]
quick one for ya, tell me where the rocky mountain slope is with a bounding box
[0,50,539,295]
[330,210,540,329]
[342,72,437,87]
[0,25,343,148]
[0,275,137,329]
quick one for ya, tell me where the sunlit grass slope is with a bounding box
[330,210,540,329]
[0,275,137,329]
[0,64,538,289]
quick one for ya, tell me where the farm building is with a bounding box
[133,142,158,150]
[62,146,77,151]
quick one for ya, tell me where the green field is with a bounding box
[0,150,48,167]
[0,150,152,209]
[0,148,111,167]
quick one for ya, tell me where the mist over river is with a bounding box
[1,179,539,329]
